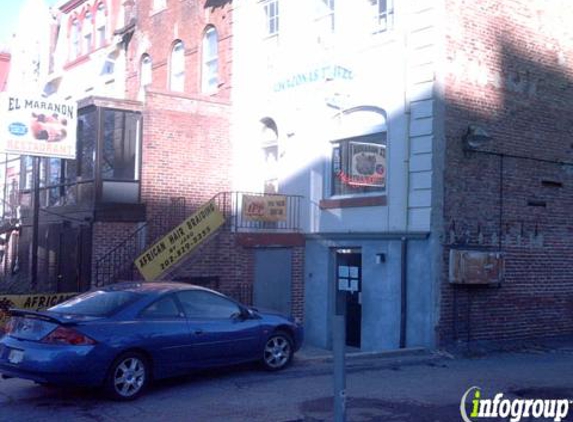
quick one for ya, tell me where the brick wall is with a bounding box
[440,0,573,345]
[163,229,306,319]
[126,0,232,101]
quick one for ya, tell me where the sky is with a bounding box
[0,0,61,49]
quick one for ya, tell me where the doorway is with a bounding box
[335,248,362,348]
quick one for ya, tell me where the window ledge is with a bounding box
[319,195,387,209]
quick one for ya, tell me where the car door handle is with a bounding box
[194,329,204,335]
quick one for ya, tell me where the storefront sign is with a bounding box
[273,65,353,92]
[0,293,77,331]
[0,93,77,159]
[343,142,386,187]
[242,195,287,222]
[135,201,225,281]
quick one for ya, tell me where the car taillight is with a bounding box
[41,326,96,346]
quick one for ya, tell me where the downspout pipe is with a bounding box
[400,236,408,348]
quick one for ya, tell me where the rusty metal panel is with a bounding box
[449,249,504,285]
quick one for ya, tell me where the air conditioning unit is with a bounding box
[449,249,504,285]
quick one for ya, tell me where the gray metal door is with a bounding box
[254,248,292,316]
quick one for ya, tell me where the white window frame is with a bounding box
[202,27,219,93]
[170,41,185,92]
[315,0,335,33]
[71,19,81,59]
[141,55,152,88]
[371,0,394,33]
[96,3,107,48]
[262,0,279,38]
[83,12,93,53]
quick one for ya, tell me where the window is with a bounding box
[49,290,141,317]
[315,0,335,33]
[83,12,93,53]
[202,27,219,93]
[101,109,139,181]
[261,118,279,193]
[331,133,387,196]
[141,55,152,87]
[369,0,393,33]
[153,0,166,11]
[176,291,241,319]
[77,108,97,179]
[95,3,107,48]
[262,0,279,37]
[141,296,181,318]
[71,19,81,59]
[170,41,185,92]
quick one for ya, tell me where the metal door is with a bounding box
[254,248,292,316]
[336,249,362,348]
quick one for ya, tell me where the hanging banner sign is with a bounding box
[135,201,225,281]
[242,195,287,222]
[345,141,386,187]
[0,292,77,331]
[0,93,77,159]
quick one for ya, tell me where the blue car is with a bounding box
[0,282,303,400]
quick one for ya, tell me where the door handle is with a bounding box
[194,329,204,335]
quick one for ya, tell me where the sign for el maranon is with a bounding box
[135,201,226,281]
[0,93,77,159]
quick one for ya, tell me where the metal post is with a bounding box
[30,156,41,289]
[333,288,347,422]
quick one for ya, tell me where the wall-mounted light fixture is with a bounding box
[462,124,493,150]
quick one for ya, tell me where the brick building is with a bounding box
[439,0,573,346]
[233,0,573,351]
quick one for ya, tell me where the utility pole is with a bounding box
[333,286,347,422]
[30,156,40,289]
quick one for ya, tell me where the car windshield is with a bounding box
[48,290,142,317]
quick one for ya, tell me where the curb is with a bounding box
[296,346,432,363]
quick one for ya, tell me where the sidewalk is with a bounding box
[296,343,444,366]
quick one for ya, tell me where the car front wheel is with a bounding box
[262,331,293,371]
[105,351,149,401]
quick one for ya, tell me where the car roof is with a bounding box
[100,281,215,295]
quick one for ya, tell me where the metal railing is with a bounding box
[94,191,302,287]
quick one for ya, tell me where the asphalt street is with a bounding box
[1,344,573,422]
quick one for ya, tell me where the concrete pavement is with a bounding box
[1,339,573,421]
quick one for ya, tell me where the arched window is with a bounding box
[260,118,279,194]
[202,27,218,93]
[141,55,152,87]
[83,11,93,53]
[95,2,107,48]
[71,18,81,59]
[170,41,185,92]
[330,107,387,196]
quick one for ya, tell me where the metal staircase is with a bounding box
[93,191,302,287]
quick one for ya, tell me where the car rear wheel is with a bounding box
[262,331,293,371]
[105,351,149,401]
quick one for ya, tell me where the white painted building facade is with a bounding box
[232,0,444,350]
